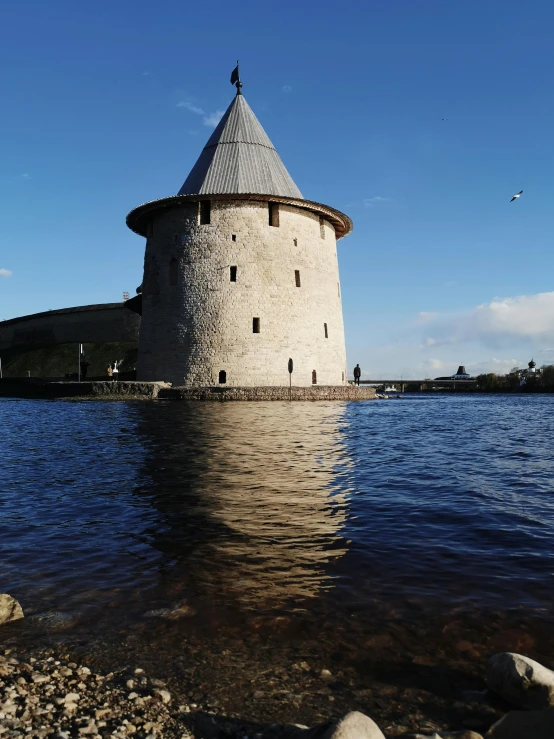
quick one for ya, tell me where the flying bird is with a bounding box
[510,189,523,202]
[441,118,448,121]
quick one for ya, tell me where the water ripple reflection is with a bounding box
[1,394,554,634]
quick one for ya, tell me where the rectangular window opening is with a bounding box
[232,234,236,242]
[253,317,260,334]
[230,266,237,282]
[169,257,178,287]
[293,238,298,246]
[312,370,317,385]
[319,216,326,239]
[199,200,211,225]
[324,322,328,338]
[218,370,227,384]
[269,202,279,227]
[295,270,301,287]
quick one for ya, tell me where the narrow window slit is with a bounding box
[218,370,227,384]
[169,257,178,287]
[319,216,326,239]
[293,238,298,246]
[253,317,260,333]
[324,323,328,338]
[232,234,236,242]
[230,266,237,282]
[295,270,301,287]
[269,202,279,227]
[199,200,211,225]
[312,370,317,385]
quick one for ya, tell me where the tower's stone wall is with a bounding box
[137,199,347,387]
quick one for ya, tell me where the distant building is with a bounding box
[518,359,541,386]
[452,365,470,380]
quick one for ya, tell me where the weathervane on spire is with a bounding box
[230,61,242,95]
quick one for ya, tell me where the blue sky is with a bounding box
[1,0,553,377]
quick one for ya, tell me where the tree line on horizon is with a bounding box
[475,364,554,392]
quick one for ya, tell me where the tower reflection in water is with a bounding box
[133,401,354,612]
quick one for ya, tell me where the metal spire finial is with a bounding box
[230,60,242,95]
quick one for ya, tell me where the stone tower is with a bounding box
[126,77,352,387]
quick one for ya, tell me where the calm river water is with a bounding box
[2,394,554,723]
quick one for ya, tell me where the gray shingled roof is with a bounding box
[178,94,303,199]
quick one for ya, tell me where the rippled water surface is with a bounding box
[2,394,554,645]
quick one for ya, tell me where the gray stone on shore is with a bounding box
[409,731,484,738]
[294,711,386,739]
[487,652,554,709]
[485,707,554,738]
[0,594,24,625]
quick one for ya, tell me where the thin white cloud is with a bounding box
[417,311,438,323]
[177,100,224,129]
[282,85,292,93]
[177,101,205,115]
[425,358,446,370]
[203,109,224,128]
[363,196,392,208]
[0,268,13,277]
[471,358,521,375]
[20,173,29,179]
[423,292,554,346]
[142,71,150,76]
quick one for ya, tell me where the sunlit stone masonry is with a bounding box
[126,74,353,387]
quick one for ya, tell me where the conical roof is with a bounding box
[178,94,303,199]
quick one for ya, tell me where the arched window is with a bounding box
[169,257,178,286]
[218,370,227,384]
[312,370,317,385]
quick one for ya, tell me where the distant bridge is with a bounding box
[358,379,476,392]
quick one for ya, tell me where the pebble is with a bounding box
[0,649,182,737]
[154,689,172,704]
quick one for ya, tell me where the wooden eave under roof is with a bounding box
[126,193,353,240]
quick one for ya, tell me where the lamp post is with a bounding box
[288,358,293,400]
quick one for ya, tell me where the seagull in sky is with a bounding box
[510,189,523,202]
[441,118,448,121]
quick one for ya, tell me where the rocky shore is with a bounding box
[3,595,554,738]
[2,645,554,738]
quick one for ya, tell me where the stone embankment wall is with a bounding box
[0,380,375,401]
[138,199,347,387]
[0,304,140,353]
[160,385,375,401]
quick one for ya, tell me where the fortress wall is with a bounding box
[137,199,347,386]
[0,304,140,353]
